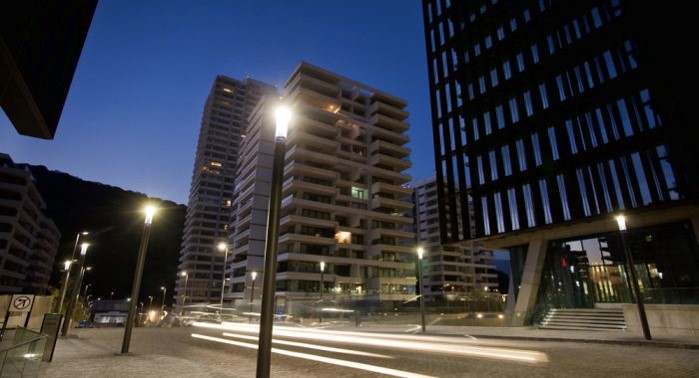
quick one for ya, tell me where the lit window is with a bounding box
[335,231,352,244]
[351,187,367,199]
[503,60,512,80]
[222,88,232,93]
[210,161,223,167]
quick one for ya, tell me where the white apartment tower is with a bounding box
[176,76,276,307]
[227,63,416,309]
[412,176,497,301]
[0,153,60,294]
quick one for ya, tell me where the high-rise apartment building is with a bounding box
[0,153,61,294]
[412,175,496,300]
[226,63,415,310]
[176,76,276,307]
[423,0,699,327]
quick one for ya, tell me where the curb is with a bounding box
[468,334,699,350]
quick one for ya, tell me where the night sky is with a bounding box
[0,1,435,205]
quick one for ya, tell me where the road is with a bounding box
[42,324,699,377]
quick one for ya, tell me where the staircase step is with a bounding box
[540,307,627,332]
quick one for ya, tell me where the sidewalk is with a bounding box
[39,324,699,377]
[346,324,699,349]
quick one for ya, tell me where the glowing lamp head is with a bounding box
[217,242,227,252]
[275,105,291,139]
[181,271,187,277]
[80,243,90,256]
[615,215,627,231]
[144,205,156,225]
[319,261,325,272]
[251,271,257,281]
[417,247,424,260]
[64,260,72,270]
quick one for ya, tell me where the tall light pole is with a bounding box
[58,231,88,313]
[57,260,73,313]
[250,271,257,314]
[257,104,291,378]
[148,295,153,310]
[121,205,156,354]
[217,242,229,310]
[616,215,651,340]
[160,286,167,311]
[181,271,189,315]
[417,247,426,333]
[319,261,325,324]
[61,242,89,336]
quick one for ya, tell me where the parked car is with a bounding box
[75,320,93,328]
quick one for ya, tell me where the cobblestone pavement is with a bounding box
[40,326,699,378]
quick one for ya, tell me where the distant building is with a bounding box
[227,62,415,310]
[0,0,97,139]
[0,153,61,294]
[411,176,496,301]
[423,0,699,327]
[176,76,276,309]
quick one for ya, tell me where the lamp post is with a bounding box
[57,260,73,314]
[615,215,651,340]
[417,247,426,333]
[319,261,325,324]
[61,242,89,336]
[217,242,229,310]
[160,286,167,311]
[250,271,257,314]
[121,205,156,354]
[148,295,153,310]
[256,104,291,378]
[181,271,189,315]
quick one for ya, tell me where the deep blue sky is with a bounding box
[0,1,435,205]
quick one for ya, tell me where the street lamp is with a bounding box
[217,242,229,310]
[319,261,325,324]
[417,247,426,333]
[615,215,651,340]
[181,271,189,315]
[61,242,89,336]
[57,260,73,314]
[121,205,157,354]
[250,271,257,314]
[257,104,291,378]
[160,286,167,311]
[148,295,153,310]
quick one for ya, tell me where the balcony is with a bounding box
[368,152,410,171]
[371,181,412,197]
[284,161,337,181]
[286,145,337,166]
[369,101,409,121]
[282,176,336,197]
[370,196,413,212]
[279,214,337,229]
[369,113,409,134]
[368,139,410,158]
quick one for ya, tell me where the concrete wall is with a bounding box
[623,304,699,337]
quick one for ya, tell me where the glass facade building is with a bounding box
[423,0,699,326]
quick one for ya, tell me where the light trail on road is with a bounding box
[191,333,436,378]
[221,332,393,358]
[191,321,549,364]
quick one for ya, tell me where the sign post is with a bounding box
[41,313,63,362]
[0,294,35,341]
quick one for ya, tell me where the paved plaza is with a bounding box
[40,325,699,377]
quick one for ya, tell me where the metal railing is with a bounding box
[0,328,48,377]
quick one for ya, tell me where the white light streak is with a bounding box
[191,322,548,364]
[191,333,435,378]
[221,332,392,359]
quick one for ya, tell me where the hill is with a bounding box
[26,165,186,306]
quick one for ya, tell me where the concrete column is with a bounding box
[690,212,699,245]
[510,235,549,326]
